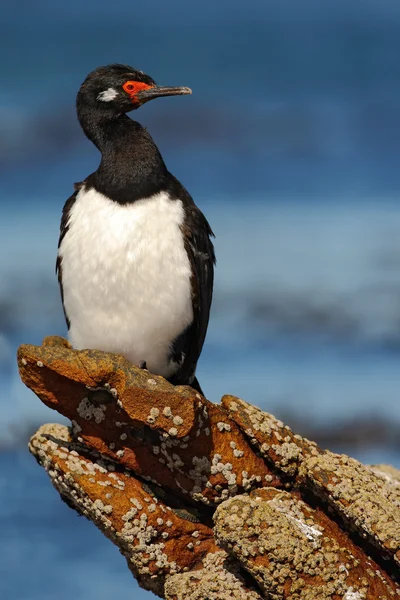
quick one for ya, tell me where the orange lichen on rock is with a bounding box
[19,337,400,599]
[30,423,219,597]
[18,337,281,505]
[221,394,322,479]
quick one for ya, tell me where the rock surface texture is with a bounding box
[19,337,400,599]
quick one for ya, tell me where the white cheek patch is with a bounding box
[97,88,118,102]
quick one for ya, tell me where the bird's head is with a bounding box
[77,64,192,114]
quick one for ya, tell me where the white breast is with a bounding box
[58,187,193,377]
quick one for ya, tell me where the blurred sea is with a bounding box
[1,1,400,598]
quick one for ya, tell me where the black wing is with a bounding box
[56,185,81,329]
[167,175,216,387]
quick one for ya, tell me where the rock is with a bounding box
[369,464,400,489]
[299,452,400,570]
[221,394,321,478]
[30,423,219,597]
[19,337,400,599]
[18,337,281,505]
[214,488,398,599]
[164,552,262,599]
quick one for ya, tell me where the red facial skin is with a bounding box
[122,80,153,103]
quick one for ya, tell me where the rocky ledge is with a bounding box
[18,336,400,599]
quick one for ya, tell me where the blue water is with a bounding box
[1,1,400,598]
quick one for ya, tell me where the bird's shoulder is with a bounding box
[166,173,215,263]
[56,184,83,327]
[57,183,83,249]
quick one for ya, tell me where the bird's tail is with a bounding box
[190,376,204,396]
[170,373,204,396]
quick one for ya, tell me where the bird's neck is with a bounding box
[77,107,168,204]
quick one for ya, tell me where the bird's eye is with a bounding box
[123,81,136,93]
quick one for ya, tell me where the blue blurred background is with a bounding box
[1,0,400,598]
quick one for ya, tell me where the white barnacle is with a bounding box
[37,361,44,368]
[168,427,178,437]
[212,454,222,466]
[147,407,160,424]
[97,87,118,102]
[163,406,173,418]
[217,422,231,432]
[343,588,363,600]
[173,415,183,426]
[93,463,107,474]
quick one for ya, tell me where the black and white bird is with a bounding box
[57,64,215,394]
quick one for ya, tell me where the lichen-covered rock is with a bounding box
[19,338,280,506]
[221,394,321,479]
[369,464,400,490]
[19,337,400,599]
[299,451,400,570]
[30,423,219,597]
[214,488,399,599]
[164,552,262,600]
